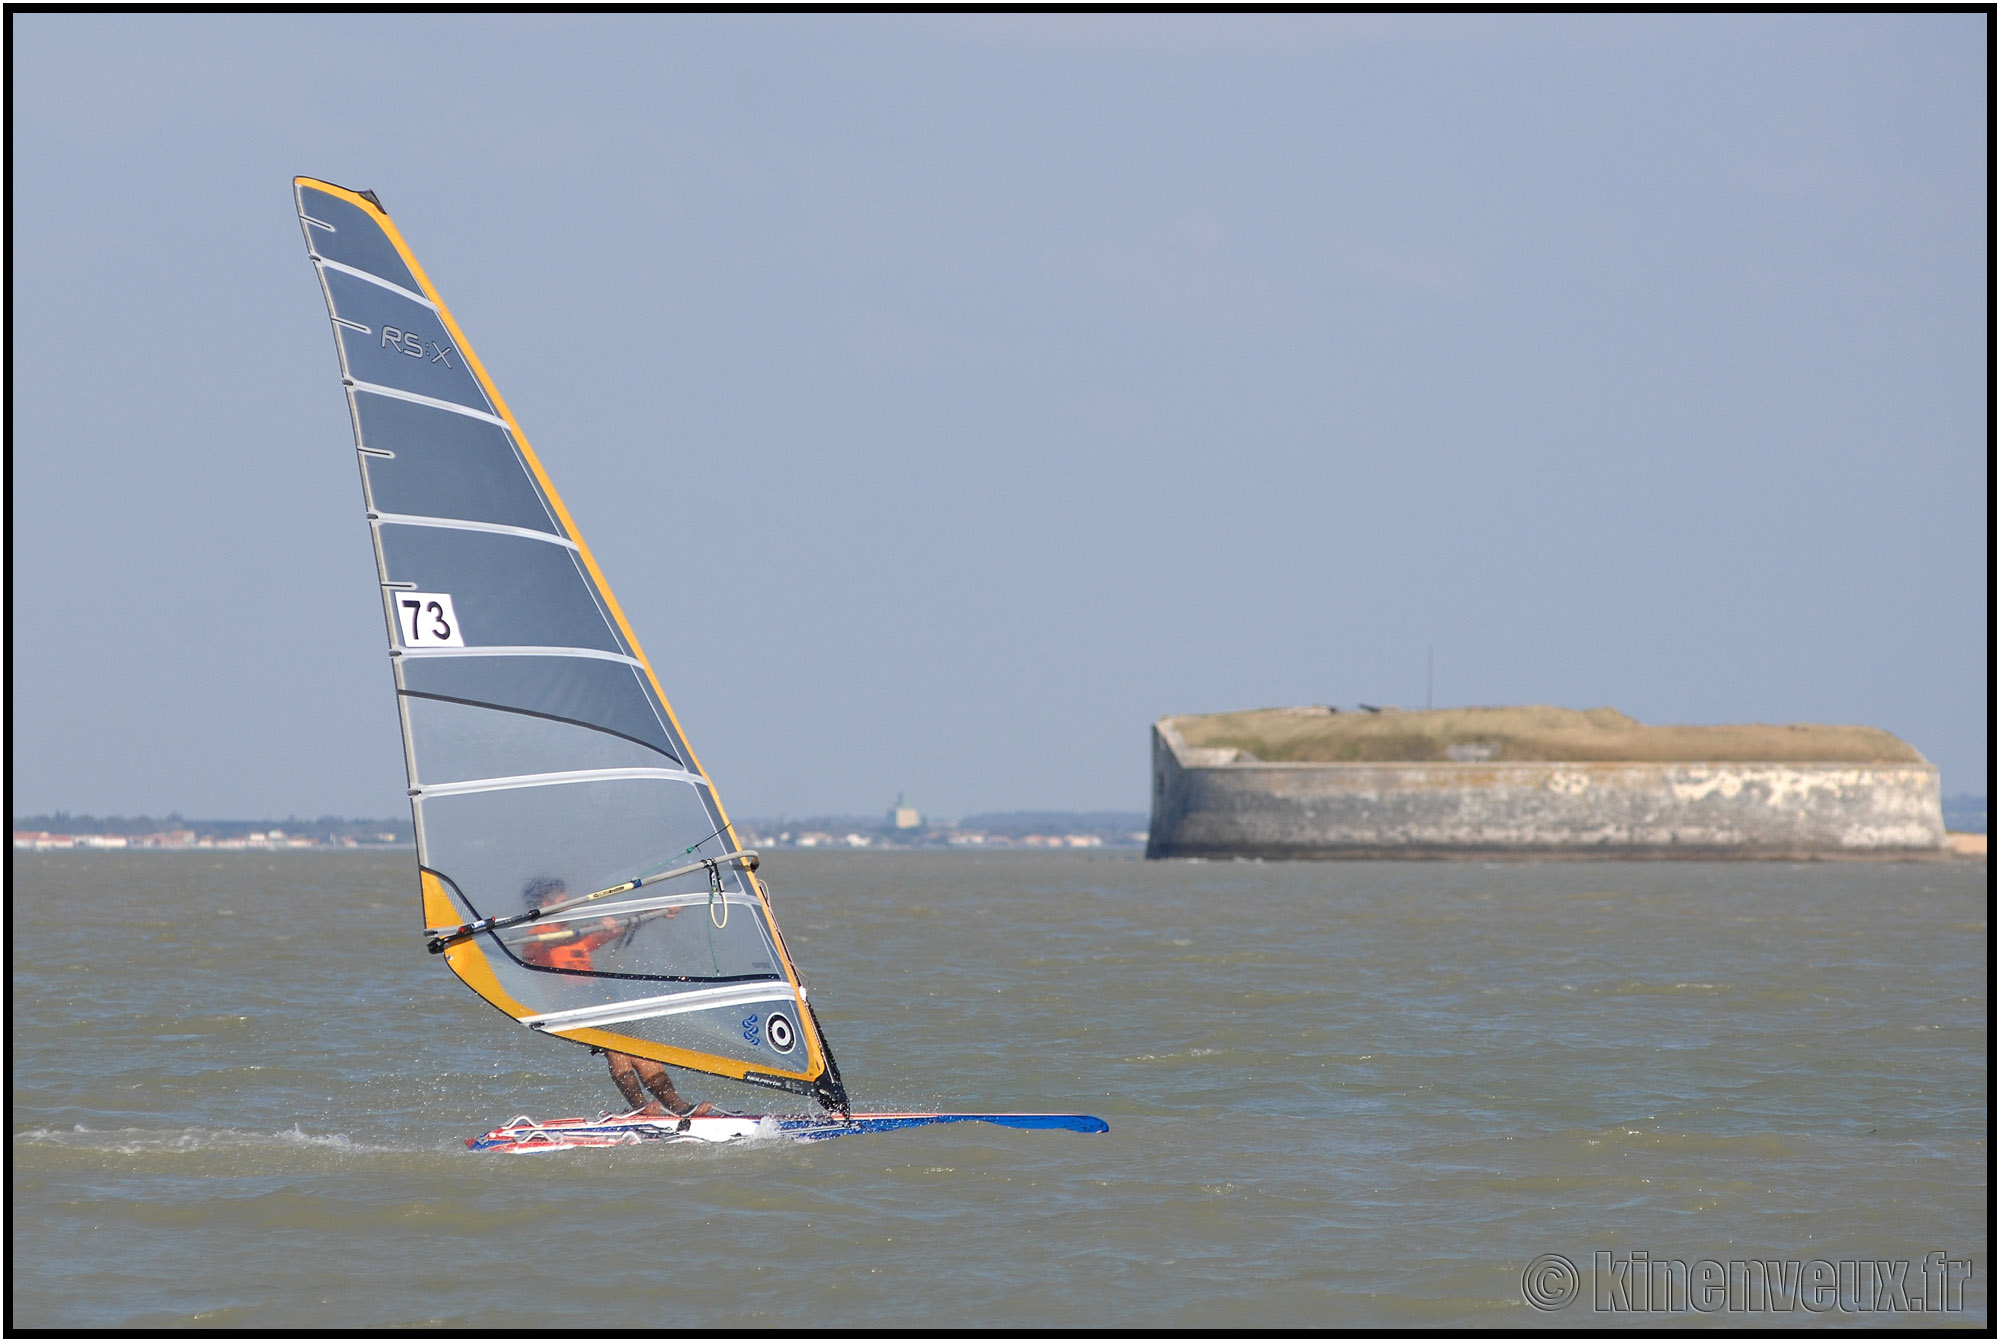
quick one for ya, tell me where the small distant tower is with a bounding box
[889,791,923,830]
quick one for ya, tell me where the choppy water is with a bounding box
[12,850,1987,1328]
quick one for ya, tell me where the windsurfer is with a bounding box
[516,876,716,1119]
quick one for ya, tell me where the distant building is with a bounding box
[13,832,77,850]
[888,792,923,830]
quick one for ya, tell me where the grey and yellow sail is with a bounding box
[294,178,846,1111]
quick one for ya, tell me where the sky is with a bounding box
[11,13,1990,821]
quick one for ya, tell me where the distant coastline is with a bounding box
[12,815,412,851]
[16,796,1978,856]
[733,811,1148,850]
[11,811,1154,853]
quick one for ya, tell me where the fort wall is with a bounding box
[1147,717,1947,860]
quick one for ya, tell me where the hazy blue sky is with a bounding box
[12,14,1989,820]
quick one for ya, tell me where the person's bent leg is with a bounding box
[606,1052,664,1114]
[635,1060,714,1117]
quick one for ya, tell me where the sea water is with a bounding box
[11,850,1987,1328]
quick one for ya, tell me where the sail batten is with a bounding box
[347,380,514,427]
[527,983,798,1032]
[396,646,645,663]
[371,513,582,548]
[297,177,846,1109]
[312,255,438,307]
[413,767,710,797]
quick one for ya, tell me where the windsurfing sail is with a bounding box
[293,178,847,1112]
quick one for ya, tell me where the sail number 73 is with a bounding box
[395,592,465,647]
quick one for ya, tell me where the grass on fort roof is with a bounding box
[1170,705,1928,766]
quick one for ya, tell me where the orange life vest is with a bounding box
[520,919,620,972]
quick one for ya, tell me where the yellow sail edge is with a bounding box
[424,874,536,1018]
[311,180,830,1088]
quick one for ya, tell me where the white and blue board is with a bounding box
[470,1110,1109,1152]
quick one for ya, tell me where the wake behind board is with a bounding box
[470,1110,1109,1152]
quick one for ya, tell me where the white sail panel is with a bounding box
[320,269,488,413]
[377,523,626,655]
[299,187,420,292]
[417,777,719,909]
[354,392,562,535]
[404,698,674,784]
[398,653,685,763]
